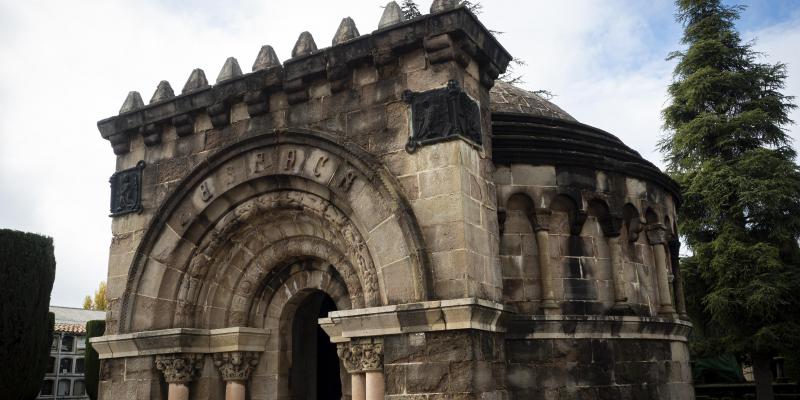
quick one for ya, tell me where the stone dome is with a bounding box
[490,81,577,122]
[489,81,679,198]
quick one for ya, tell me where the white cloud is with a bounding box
[0,0,797,307]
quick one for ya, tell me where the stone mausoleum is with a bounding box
[91,2,693,399]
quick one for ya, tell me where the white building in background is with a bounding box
[39,306,105,400]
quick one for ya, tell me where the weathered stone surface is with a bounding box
[182,68,209,93]
[216,57,243,83]
[252,45,280,71]
[378,1,403,29]
[430,0,459,13]
[332,17,360,45]
[149,80,175,104]
[95,4,688,399]
[291,31,317,58]
[119,91,144,114]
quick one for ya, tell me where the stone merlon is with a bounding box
[97,6,512,153]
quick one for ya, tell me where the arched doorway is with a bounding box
[290,291,342,400]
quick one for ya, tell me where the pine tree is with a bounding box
[400,0,421,19]
[661,1,800,398]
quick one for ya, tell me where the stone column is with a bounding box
[530,208,559,314]
[155,354,204,400]
[669,239,689,319]
[600,214,632,314]
[213,352,260,400]
[338,343,366,400]
[361,342,384,400]
[647,224,677,317]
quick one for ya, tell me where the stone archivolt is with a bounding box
[120,132,431,333]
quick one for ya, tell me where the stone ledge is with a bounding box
[319,297,509,341]
[89,326,270,359]
[505,315,692,342]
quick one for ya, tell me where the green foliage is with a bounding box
[84,320,106,400]
[0,229,56,399]
[662,0,800,362]
[400,0,421,19]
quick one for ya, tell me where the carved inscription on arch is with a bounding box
[191,145,363,208]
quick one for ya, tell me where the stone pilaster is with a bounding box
[600,214,634,315]
[530,208,559,313]
[646,224,677,317]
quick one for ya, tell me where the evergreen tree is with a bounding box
[400,0,421,19]
[661,1,800,398]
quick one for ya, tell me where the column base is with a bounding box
[658,305,677,318]
[606,302,636,316]
[541,300,560,316]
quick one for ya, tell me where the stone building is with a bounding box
[40,306,106,399]
[90,2,693,399]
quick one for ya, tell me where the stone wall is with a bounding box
[506,337,692,399]
[495,164,684,318]
[384,331,506,399]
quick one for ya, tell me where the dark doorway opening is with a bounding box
[290,291,341,400]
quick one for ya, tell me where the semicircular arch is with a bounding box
[120,130,430,332]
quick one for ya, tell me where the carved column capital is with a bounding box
[359,342,384,372]
[599,214,624,237]
[646,223,668,245]
[155,353,204,384]
[530,208,552,232]
[337,342,363,374]
[213,351,260,382]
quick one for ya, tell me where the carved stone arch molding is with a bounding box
[120,130,431,332]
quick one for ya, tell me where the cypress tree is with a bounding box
[0,229,57,399]
[84,320,106,400]
[661,1,800,398]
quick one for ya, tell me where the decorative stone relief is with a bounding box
[337,341,383,373]
[337,342,363,374]
[109,161,145,217]
[155,353,204,384]
[403,80,482,153]
[530,208,551,232]
[646,223,667,245]
[213,352,260,382]
[359,342,383,371]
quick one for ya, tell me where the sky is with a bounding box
[1,0,799,307]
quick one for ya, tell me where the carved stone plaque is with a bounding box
[109,161,145,217]
[403,80,482,153]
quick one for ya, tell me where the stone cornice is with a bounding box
[89,327,269,359]
[319,297,509,341]
[505,315,692,342]
[97,6,511,155]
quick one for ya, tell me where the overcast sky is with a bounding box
[1,0,798,307]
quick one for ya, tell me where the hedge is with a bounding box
[84,319,106,400]
[0,229,56,399]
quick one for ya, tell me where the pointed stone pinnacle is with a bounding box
[182,68,209,94]
[252,45,281,71]
[216,57,243,83]
[119,91,144,114]
[430,0,459,13]
[292,31,318,58]
[149,80,175,104]
[378,2,403,29]
[332,17,360,45]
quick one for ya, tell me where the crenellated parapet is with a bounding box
[97,3,511,155]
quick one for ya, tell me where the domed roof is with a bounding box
[490,81,577,122]
[488,81,680,199]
